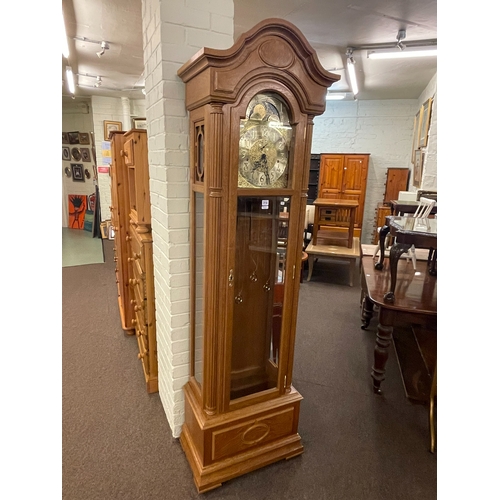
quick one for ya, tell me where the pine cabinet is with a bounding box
[382,167,410,205]
[177,18,338,492]
[318,153,369,237]
[109,131,134,332]
[110,129,158,393]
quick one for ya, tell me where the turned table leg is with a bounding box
[371,308,395,394]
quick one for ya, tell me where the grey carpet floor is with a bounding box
[62,241,436,500]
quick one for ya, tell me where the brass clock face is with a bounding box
[238,93,292,188]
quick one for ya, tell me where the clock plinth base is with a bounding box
[180,382,304,493]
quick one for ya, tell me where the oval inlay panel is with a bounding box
[241,422,271,445]
[259,39,294,68]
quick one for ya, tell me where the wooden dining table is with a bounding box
[360,255,437,395]
[375,216,437,303]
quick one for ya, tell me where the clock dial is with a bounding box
[238,93,292,188]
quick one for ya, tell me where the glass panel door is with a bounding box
[230,196,290,400]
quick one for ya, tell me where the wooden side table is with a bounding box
[312,198,359,248]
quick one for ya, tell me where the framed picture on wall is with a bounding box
[68,132,80,144]
[62,132,70,144]
[411,109,422,164]
[133,117,147,130]
[413,150,424,188]
[104,120,122,140]
[71,163,85,182]
[418,97,433,148]
[62,147,70,161]
[81,147,91,162]
[71,147,81,161]
[79,132,90,144]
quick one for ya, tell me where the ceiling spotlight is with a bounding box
[94,76,102,87]
[96,41,109,58]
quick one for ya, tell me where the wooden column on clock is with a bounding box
[110,129,158,394]
[177,18,339,492]
[318,153,369,238]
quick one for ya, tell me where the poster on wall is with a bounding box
[68,195,87,229]
[101,141,112,165]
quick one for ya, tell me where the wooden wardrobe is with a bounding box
[318,153,370,237]
[110,129,158,393]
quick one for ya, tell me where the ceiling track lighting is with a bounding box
[345,48,358,97]
[66,66,75,95]
[348,30,437,60]
[96,41,109,58]
[73,36,110,57]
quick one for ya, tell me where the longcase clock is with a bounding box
[177,18,339,492]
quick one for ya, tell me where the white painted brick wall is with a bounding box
[312,98,422,244]
[142,0,234,438]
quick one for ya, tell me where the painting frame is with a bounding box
[133,117,147,130]
[104,120,122,140]
[411,108,423,164]
[62,132,70,144]
[71,163,85,182]
[418,97,433,148]
[68,131,80,144]
[68,194,87,230]
[81,147,91,162]
[413,150,424,188]
[100,221,109,239]
[62,146,70,161]
[79,132,90,145]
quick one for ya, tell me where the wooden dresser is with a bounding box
[110,131,134,332]
[110,129,158,393]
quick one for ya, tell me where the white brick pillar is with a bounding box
[141,0,234,438]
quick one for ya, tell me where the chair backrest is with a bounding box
[413,197,436,219]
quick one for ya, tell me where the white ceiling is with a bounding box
[62,0,437,102]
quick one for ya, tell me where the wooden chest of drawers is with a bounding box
[128,223,157,393]
[110,129,158,393]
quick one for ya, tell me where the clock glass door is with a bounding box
[230,195,290,400]
[238,93,292,189]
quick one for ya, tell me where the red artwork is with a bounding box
[68,194,87,229]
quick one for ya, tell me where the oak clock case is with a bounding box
[177,18,338,493]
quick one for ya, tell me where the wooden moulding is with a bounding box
[180,381,304,493]
[177,18,340,114]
